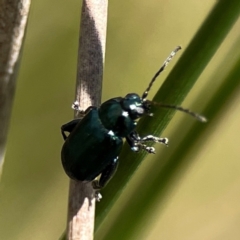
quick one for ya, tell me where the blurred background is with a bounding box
[1,0,240,239]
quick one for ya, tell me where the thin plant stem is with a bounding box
[66,1,108,240]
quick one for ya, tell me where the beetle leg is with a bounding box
[92,157,119,190]
[141,135,169,145]
[61,119,81,140]
[94,191,102,202]
[126,134,140,152]
[127,131,168,154]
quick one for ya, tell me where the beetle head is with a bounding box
[121,93,150,120]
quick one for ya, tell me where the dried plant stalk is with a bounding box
[66,1,108,239]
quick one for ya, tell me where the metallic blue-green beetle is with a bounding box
[61,46,206,195]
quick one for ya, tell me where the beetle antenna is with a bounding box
[150,101,207,122]
[142,46,182,100]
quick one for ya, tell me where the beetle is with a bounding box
[61,46,206,199]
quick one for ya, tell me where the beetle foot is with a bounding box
[71,101,85,114]
[130,135,169,154]
[128,132,169,154]
[141,135,169,146]
[92,180,102,202]
[145,146,156,154]
[95,191,102,202]
[140,145,155,154]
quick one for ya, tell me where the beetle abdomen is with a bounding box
[61,109,123,181]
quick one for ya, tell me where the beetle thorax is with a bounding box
[98,94,147,137]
